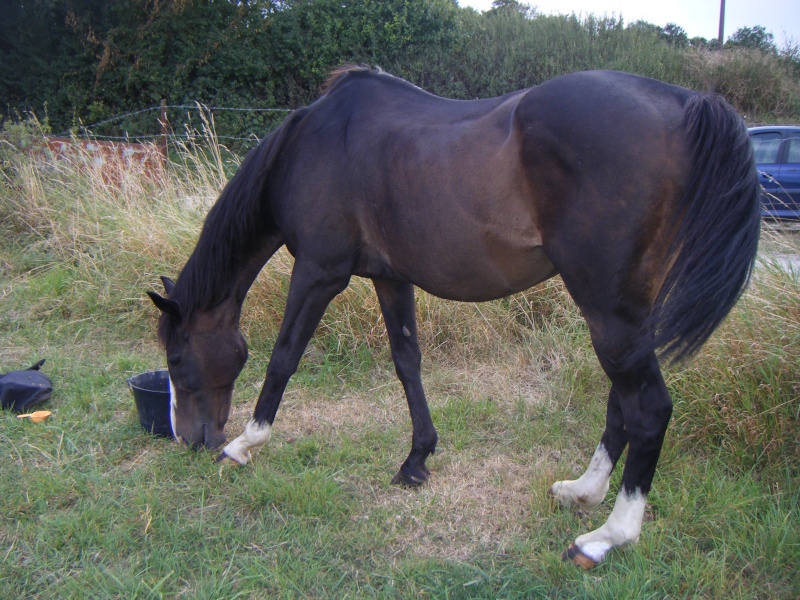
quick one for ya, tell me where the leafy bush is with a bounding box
[690,47,800,121]
[3,0,798,145]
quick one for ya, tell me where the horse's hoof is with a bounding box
[562,544,598,570]
[391,467,429,487]
[215,451,245,466]
[549,481,575,507]
[549,486,570,509]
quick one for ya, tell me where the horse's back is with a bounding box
[271,71,556,300]
[515,70,693,216]
[270,69,697,304]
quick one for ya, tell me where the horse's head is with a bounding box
[147,277,247,449]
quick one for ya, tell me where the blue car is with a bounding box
[748,126,800,219]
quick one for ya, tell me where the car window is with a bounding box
[785,137,800,165]
[750,132,783,163]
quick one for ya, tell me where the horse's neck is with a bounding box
[232,241,280,305]
[180,198,269,311]
[223,224,287,309]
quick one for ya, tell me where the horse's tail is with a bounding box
[648,93,761,364]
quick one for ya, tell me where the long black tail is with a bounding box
[648,93,761,364]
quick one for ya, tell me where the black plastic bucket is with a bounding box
[127,369,173,437]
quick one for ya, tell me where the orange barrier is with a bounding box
[41,137,166,184]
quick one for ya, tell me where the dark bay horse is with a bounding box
[148,66,760,567]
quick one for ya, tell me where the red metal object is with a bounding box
[42,137,166,184]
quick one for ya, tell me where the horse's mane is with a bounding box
[162,107,308,335]
[161,65,391,337]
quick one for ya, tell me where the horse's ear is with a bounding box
[160,276,176,296]
[147,291,181,321]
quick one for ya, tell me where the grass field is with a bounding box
[1,136,798,598]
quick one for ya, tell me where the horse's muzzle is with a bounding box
[176,423,227,450]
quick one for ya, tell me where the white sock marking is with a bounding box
[551,444,613,508]
[222,419,272,464]
[574,489,647,563]
[168,377,178,440]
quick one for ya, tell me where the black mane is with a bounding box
[164,107,309,332]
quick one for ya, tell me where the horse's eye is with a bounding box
[168,355,182,367]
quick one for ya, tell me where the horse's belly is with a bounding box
[443,244,556,301]
[375,241,558,302]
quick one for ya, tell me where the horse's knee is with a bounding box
[392,346,422,384]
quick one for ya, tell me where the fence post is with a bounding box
[159,99,168,165]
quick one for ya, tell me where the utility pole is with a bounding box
[718,0,726,48]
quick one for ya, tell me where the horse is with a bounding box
[148,66,760,568]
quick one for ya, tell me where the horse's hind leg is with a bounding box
[559,338,672,568]
[219,259,351,464]
[373,280,438,485]
[551,385,628,508]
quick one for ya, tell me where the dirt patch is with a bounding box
[224,355,558,441]
[371,455,542,561]
[222,361,572,561]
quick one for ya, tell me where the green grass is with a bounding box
[1,137,798,598]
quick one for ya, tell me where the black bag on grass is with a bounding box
[0,359,52,412]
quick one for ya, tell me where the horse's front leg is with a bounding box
[373,280,438,485]
[218,261,350,465]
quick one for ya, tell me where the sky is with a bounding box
[457,0,800,48]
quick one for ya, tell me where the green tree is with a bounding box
[689,36,713,49]
[661,23,689,48]
[0,0,106,127]
[3,1,797,139]
[627,20,688,48]
[627,20,662,37]
[726,25,776,53]
[488,0,535,18]
[260,0,462,106]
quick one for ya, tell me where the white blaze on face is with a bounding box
[168,376,178,441]
[551,443,614,508]
[221,419,272,465]
[572,488,647,563]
